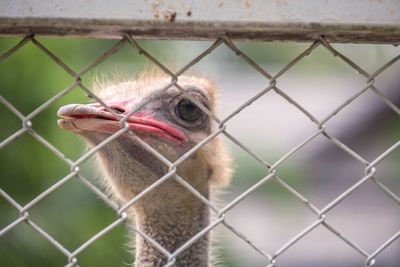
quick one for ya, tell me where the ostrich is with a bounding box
[57,72,232,267]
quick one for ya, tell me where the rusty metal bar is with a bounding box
[1,0,400,43]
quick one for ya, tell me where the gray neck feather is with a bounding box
[132,190,210,267]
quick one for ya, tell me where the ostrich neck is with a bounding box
[133,187,210,267]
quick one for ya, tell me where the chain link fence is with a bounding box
[1,5,400,267]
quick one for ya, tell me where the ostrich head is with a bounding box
[57,72,232,267]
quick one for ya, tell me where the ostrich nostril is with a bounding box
[109,106,126,114]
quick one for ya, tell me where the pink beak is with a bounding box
[57,101,187,143]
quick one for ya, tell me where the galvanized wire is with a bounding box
[0,33,399,267]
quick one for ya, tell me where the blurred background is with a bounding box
[0,37,399,267]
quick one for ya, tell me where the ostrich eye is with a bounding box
[175,99,202,122]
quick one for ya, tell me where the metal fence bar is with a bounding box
[370,178,400,205]
[222,221,273,261]
[219,172,276,215]
[77,39,126,77]
[270,40,321,81]
[28,129,74,165]
[0,35,31,63]
[1,1,400,42]
[319,80,376,126]
[369,141,400,168]
[69,214,128,260]
[269,129,324,170]
[271,218,324,261]
[0,128,27,150]
[321,131,369,165]
[118,170,176,214]
[0,214,28,237]
[169,216,225,261]
[0,95,25,120]
[24,82,79,121]
[320,38,400,116]
[21,172,78,213]
[319,170,376,215]
[366,230,400,266]
[31,36,77,77]
[27,219,73,258]
[76,174,120,210]
[322,221,370,258]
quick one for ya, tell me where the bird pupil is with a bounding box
[185,102,195,112]
[176,99,200,122]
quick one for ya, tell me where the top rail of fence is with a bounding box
[0,0,400,43]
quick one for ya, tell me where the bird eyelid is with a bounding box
[177,88,210,111]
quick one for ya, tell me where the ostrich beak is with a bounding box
[57,102,187,143]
